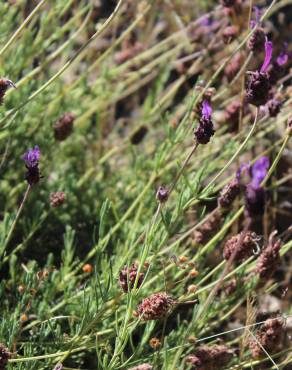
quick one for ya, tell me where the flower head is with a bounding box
[244,157,269,217]
[194,100,215,144]
[251,156,269,187]
[0,343,10,368]
[54,113,75,141]
[0,78,16,104]
[256,232,281,279]
[119,263,144,293]
[22,146,41,185]
[137,292,175,321]
[22,146,40,168]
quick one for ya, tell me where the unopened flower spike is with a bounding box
[260,38,273,73]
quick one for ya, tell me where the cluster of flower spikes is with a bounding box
[22,146,42,185]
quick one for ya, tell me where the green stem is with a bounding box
[2,184,30,254]
[0,0,47,57]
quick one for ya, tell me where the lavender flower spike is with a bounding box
[245,157,270,217]
[260,38,273,73]
[251,156,270,187]
[201,99,212,119]
[22,146,40,168]
[22,146,41,185]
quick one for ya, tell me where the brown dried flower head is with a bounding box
[128,364,153,370]
[0,343,10,369]
[249,318,284,358]
[256,233,281,279]
[0,78,16,104]
[223,231,260,262]
[137,292,175,321]
[54,113,75,141]
[50,192,65,208]
[186,344,233,370]
[218,178,240,209]
[119,263,144,293]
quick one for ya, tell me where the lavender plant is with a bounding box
[0,1,291,369]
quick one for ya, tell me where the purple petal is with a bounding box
[251,156,269,187]
[201,100,212,119]
[276,52,288,66]
[236,162,250,180]
[22,146,40,167]
[250,6,261,29]
[250,20,256,29]
[199,15,211,26]
[260,38,273,73]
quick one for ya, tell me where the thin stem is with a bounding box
[247,329,279,369]
[169,142,199,195]
[0,0,47,57]
[2,184,30,252]
[261,134,290,187]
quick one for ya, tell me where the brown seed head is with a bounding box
[137,292,175,321]
[54,113,75,141]
[50,192,66,208]
[0,343,10,368]
[119,263,144,293]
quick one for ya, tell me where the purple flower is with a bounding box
[22,146,40,168]
[260,38,273,73]
[194,100,215,144]
[201,100,212,120]
[22,146,41,185]
[251,156,269,187]
[246,38,272,106]
[276,53,288,66]
[245,157,270,217]
[250,6,261,29]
